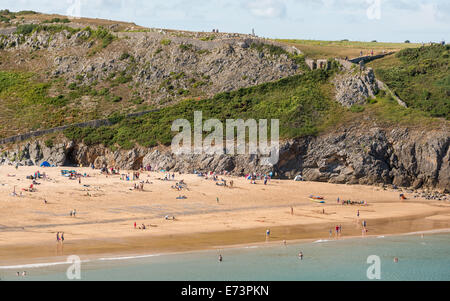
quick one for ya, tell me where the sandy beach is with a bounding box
[0,166,449,265]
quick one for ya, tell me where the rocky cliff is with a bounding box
[2,124,448,192]
[0,25,301,105]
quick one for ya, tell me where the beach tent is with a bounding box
[40,161,51,167]
[294,175,304,181]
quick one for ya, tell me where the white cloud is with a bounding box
[246,0,286,18]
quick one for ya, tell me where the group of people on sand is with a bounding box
[56,232,65,243]
[246,172,272,185]
[331,225,343,238]
[172,180,186,191]
[133,182,145,191]
[337,197,367,206]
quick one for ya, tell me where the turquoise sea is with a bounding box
[1,232,449,281]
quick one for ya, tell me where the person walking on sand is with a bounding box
[134,222,137,229]
[291,206,294,216]
[56,232,60,242]
[73,209,76,217]
[266,229,270,238]
[61,232,64,243]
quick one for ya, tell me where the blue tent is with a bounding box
[40,161,51,167]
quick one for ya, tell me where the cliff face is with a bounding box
[2,125,448,192]
[0,27,301,104]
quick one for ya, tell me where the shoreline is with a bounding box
[1,215,449,269]
[1,227,449,270]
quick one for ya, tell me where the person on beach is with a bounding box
[357,210,360,218]
[134,222,137,229]
[56,232,60,242]
[61,232,64,243]
[329,229,332,238]
[266,229,270,237]
[291,206,294,216]
[73,209,77,217]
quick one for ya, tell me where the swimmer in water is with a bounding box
[298,252,303,260]
[394,257,399,263]
[219,254,223,262]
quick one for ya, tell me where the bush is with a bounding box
[44,138,54,148]
[119,52,131,60]
[111,95,122,102]
[350,105,365,113]
[160,39,171,46]
[16,24,38,35]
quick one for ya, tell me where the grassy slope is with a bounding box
[276,39,421,60]
[368,44,449,119]
[63,66,444,150]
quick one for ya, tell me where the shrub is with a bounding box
[44,138,54,148]
[350,105,365,113]
[119,52,131,60]
[16,24,38,35]
[160,39,171,46]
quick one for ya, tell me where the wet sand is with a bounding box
[0,166,449,265]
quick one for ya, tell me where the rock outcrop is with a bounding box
[0,28,301,105]
[333,67,379,107]
[2,124,448,192]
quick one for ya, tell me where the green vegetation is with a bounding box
[179,43,193,52]
[160,39,171,46]
[250,42,309,71]
[64,69,338,148]
[200,35,215,41]
[44,138,54,148]
[42,18,70,24]
[276,39,421,60]
[0,9,36,23]
[369,44,449,119]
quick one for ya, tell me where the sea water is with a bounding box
[1,232,449,281]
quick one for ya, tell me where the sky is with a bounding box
[2,0,449,42]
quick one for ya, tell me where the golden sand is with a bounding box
[0,166,449,264]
